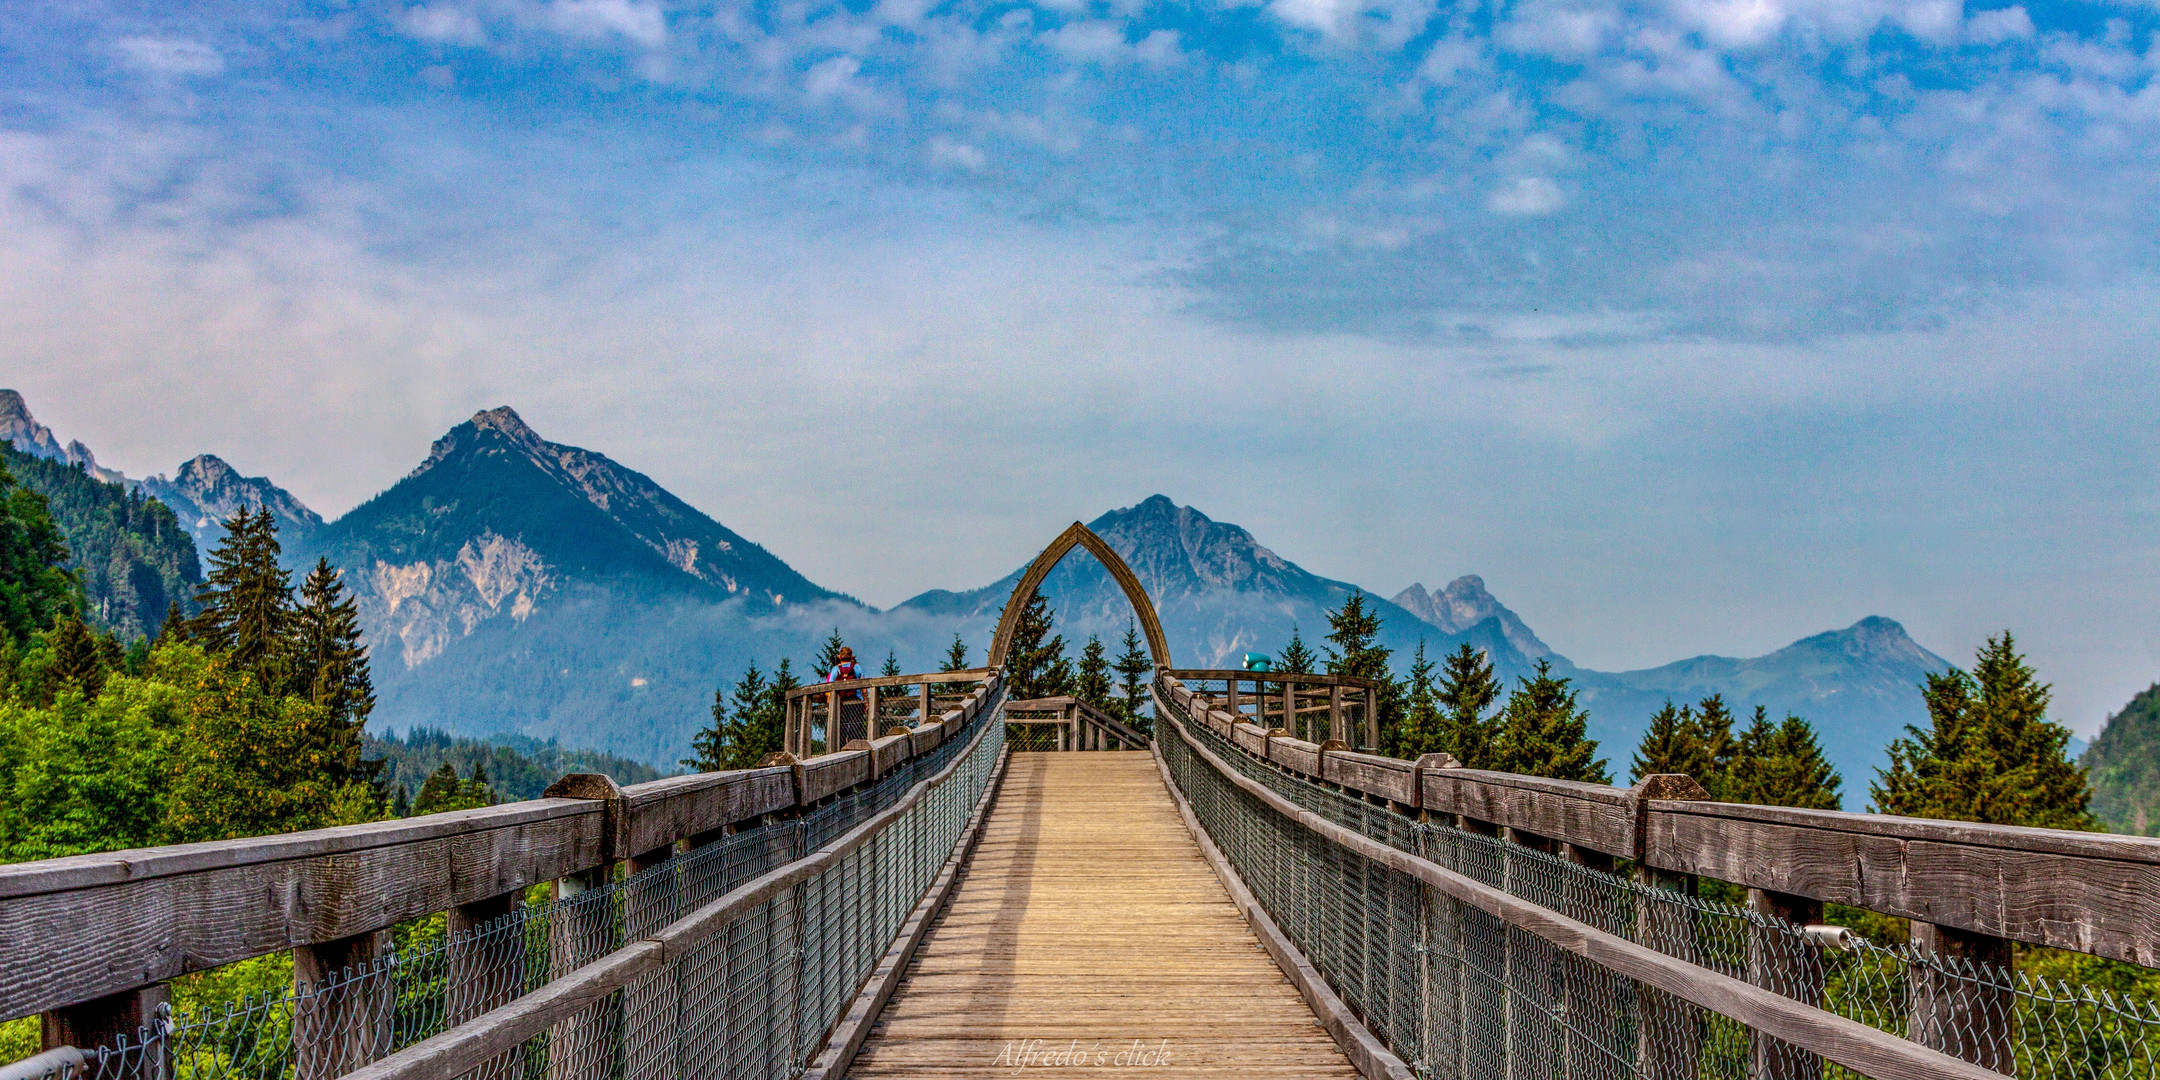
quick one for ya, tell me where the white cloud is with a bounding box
[1497,0,1620,58]
[1486,175,1567,215]
[113,38,225,77]
[400,5,490,45]
[1967,5,2035,44]
[928,135,987,169]
[545,0,667,48]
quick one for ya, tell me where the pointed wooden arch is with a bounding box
[986,522,1172,671]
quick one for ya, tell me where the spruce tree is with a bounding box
[1003,587,1072,700]
[155,600,190,646]
[194,508,293,679]
[1872,633,2094,830]
[1631,701,1710,785]
[1437,643,1501,769]
[881,649,903,680]
[1276,626,1317,675]
[941,634,970,673]
[1726,707,1842,810]
[1076,635,1113,713]
[50,612,108,701]
[683,686,733,771]
[1112,621,1152,730]
[812,629,847,680]
[1323,592,1402,747]
[412,762,461,815]
[1491,659,1609,783]
[390,783,411,818]
[290,559,375,764]
[1693,694,1738,796]
[1395,641,1444,758]
[0,457,76,646]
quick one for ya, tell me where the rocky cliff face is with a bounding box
[1392,576,1554,660]
[0,390,127,485]
[140,454,325,549]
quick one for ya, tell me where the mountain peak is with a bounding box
[141,453,321,547]
[0,390,126,482]
[1393,574,1553,658]
[471,406,540,443]
[1780,616,1941,667]
[176,453,241,486]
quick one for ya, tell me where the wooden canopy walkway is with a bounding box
[848,752,1357,1079]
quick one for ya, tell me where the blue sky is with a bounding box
[3,0,2158,733]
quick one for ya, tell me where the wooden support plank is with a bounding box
[617,768,794,857]
[294,930,392,1080]
[1748,889,1826,1080]
[40,984,166,1060]
[1909,923,2014,1072]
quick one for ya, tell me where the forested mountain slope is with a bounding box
[0,445,198,640]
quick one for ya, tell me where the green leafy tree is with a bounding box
[1276,627,1317,675]
[1726,707,1842,810]
[1491,659,1609,783]
[1075,635,1114,714]
[1112,621,1152,731]
[941,634,970,672]
[0,458,76,648]
[1872,632,2094,830]
[193,508,293,680]
[0,672,175,861]
[1002,587,1073,700]
[1437,643,1501,768]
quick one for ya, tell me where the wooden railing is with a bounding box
[1164,668,1382,751]
[1155,670,2160,1070]
[781,669,996,759]
[1003,696,1149,751]
[0,671,1002,1065]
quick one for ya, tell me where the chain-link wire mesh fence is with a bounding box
[1157,694,2160,1080]
[42,691,1003,1080]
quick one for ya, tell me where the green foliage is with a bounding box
[2082,683,2160,835]
[1631,701,1714,786]
[1075,635,1114,715]
[1003,587,1073,700]
[1394,641,1444,759]
[291,559,376,735]
[1275,626,1317,675]
[0,456,77,647]
[679,661,790,771]
[812,629,847,680]
[1,445,199,641]
[411,761,498,815]
[1725,707,1843,810]
[941,633,970,672]
[370,726,663,803]
[193,508,295,679]
[1871,632,2095,830]
[880,649,903,681]
[49,612,109,702]
[1436,643,1501,768]
[1112,621,1152,732]
[1490,659,1609,783]
[1323,592,1403,745]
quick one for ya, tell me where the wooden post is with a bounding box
[1630,774,1709,1080]
[1283,680,1297,740]
[294,930,392,1080]
[41,983,168,1060]
[1911,922,2014,1072]
[1330,684,1345,747]
[827,688,840,752]
[919,682,932,727]
[865,685,880,744]
[1226,678,1241,722]
[1747,889,1825,1080]
[1364,687,1378,750]
[448,890,525,1080]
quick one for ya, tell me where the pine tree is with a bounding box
[941,634,970,673]
[1003,587,1072,700]
[683,686,733,772]
[1395,641,1444,758]
[412,762,461,815]
[1693,694,1738,796]
[194,508,293,679]
[1631,701,1710,785]
[50,613,108,701]
[1276,626,1317,675]
[763,659,799,757]
[1323,592,1401,746]
[811,630,846,680]
[1076,635,1113,713]
[155,600,191,646]
[1726,707,1842,810]
[1112,621,1152,731]
[1872,633,2094,830]
[1491,659,1609,783]
[881,649,903,680]
[288,560,375,786]
[390,782,412,818]
[1437,643,1501,768]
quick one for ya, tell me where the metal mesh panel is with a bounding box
[1157,696,2160,1080]
[48,694,1001,1080]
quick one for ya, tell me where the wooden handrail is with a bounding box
[1155,671,2160,970]
[783,668,995,701]
[1164,668,1383,690]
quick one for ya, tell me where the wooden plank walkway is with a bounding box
[847,751,1359,1079]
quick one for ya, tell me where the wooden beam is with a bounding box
[293,930,391,1080]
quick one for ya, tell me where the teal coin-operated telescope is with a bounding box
[1241,652,1273,672]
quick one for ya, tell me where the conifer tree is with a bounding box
[766,658,800,756]
[155,600,190,646]
[1394,641,1444,758]
[1276,626,1317,675]
[194,508,293,679]
[291,559,375,730]
[812,629,847,680]
[1323,592,1402,745]
[1631,701,1710,785]
[683,686,734,772]
[1112,621,1152,730]
[881,649,903,680]
[1693,693,1738,795]
[0,457,76,646]
[1491,659,1609,783]
[1076,635,1113,713]
[390,782,411,818]
[50,612,107,701]
[1437,643,1501,769]
[1872,633,2094,830]
[941,634,970,672]
[412,762,461,815]
[1726,707,1842,810]
[1002,587,1072,699]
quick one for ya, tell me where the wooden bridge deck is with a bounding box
[847,751,1358,1079]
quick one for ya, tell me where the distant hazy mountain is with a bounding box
[0,443,200,639]
[1393,577,1555,661]
[2083,683,2160,836]
[0,390,125,485]
[141,454,324,551]
[896,495,1540,678]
